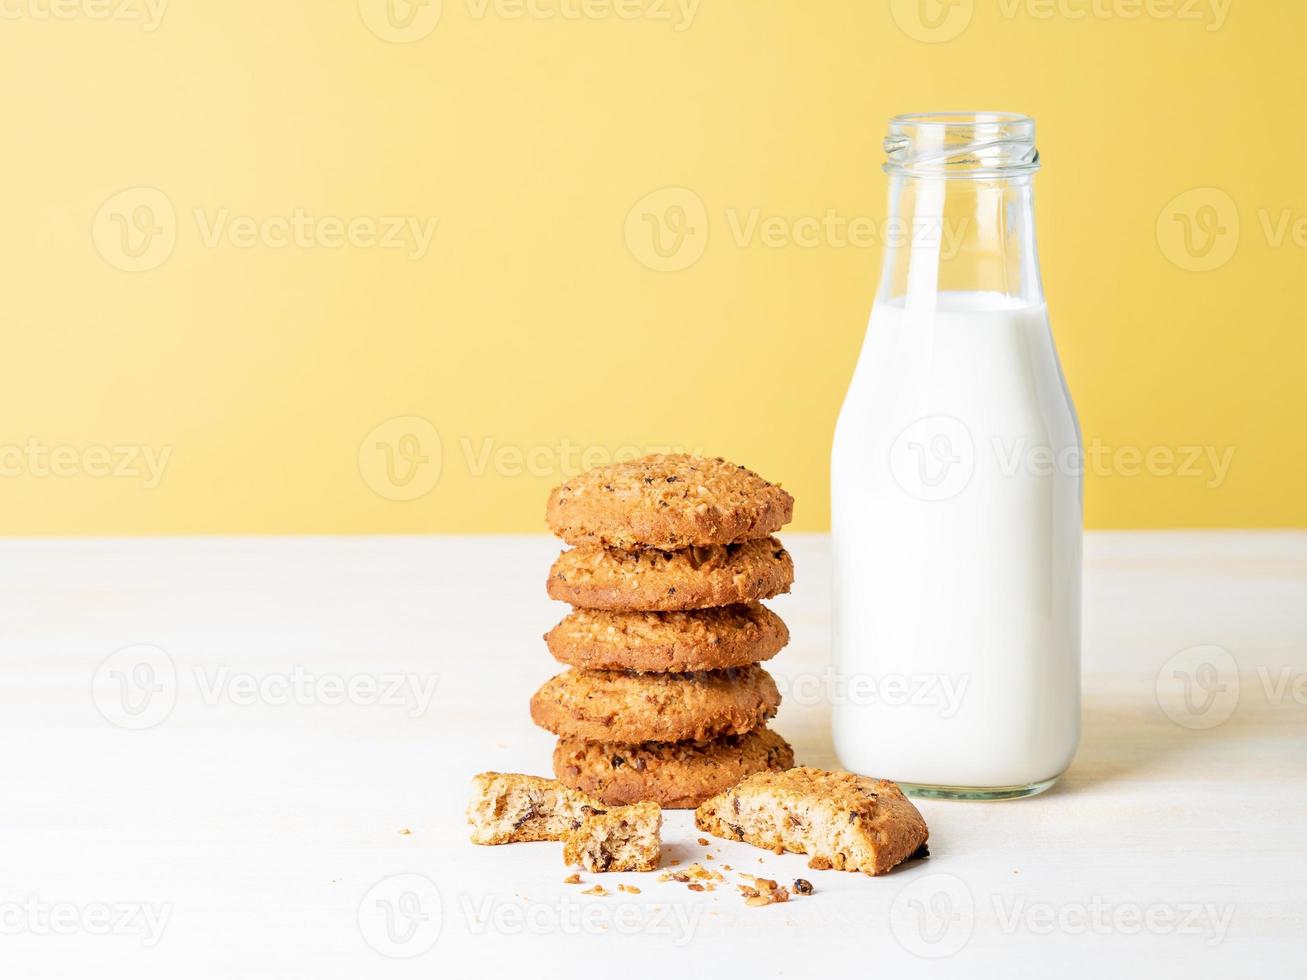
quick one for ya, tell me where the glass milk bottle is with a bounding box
[831,112,1081,800]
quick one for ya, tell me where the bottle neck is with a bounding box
[876,172,1044,310]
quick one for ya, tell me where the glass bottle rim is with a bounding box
[884,111,1040,178]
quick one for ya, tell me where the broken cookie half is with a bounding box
[564,801,662,873]
[694,767,928,876]
[467,772,608,845]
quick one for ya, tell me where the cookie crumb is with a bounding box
[792,878,814,895]
[739,878,791,906]
[581,885,608,896]
[685,863,724,882]
[618,884,641,895]
[397,827,411,835]
[564,873,582,885]
[697,838,710,846]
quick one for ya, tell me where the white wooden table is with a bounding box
[2,533,1304,978]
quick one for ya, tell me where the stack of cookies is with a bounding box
[530,454,798,809]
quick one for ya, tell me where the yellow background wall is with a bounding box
[2,0,1303,535]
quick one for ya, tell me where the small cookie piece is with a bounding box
[546,454,794,551]
[694,767,928,876]
[545,602,789,673]
[547,538,793,612]
[554,727,796,809]
[562,801,662,872]
[467,772,606,845]
[530,665,780,743]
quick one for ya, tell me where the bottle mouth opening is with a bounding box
[884,111,1040,178]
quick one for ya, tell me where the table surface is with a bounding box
[3,532,1305,978]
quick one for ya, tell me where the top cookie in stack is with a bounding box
[532,454,798,809]
[545,454,795,552]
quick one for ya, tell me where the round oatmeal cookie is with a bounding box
[554,727,796,809]
[529,665,781,743]
[546,537,794,612]
[544,602,789,673]
[546,454,794,550]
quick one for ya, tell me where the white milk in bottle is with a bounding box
[831,113,1081,799]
